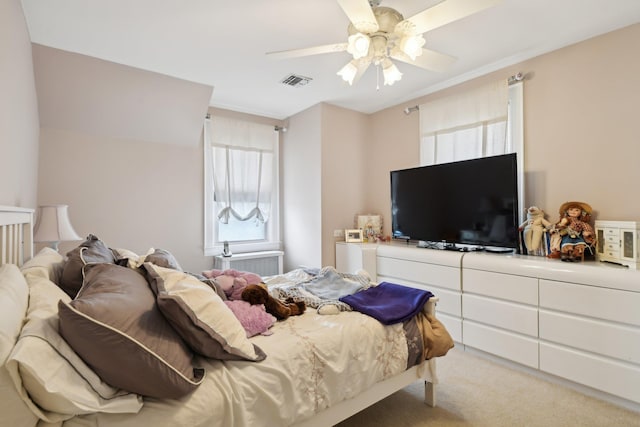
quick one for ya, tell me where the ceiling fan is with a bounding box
[267,0,502,87]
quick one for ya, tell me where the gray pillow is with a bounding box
[144,248,183,271]
[58,263,204,399]
[59,234,115,297]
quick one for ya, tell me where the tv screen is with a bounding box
[390,153,519,249]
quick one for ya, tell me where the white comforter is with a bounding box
[60,310,410,427]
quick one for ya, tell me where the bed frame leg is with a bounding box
[424,381,436,407]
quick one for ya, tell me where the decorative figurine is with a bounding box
[548,201,595,262]
[519,206,552,253]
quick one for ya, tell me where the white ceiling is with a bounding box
[21,0,640,120]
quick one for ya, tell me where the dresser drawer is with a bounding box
[540,310,640,364]
[463,321,538,368]
[603,228,620,239]
[463,294,537,336]
[377,276,461,317]
[377,256,460,291]
[540,342,640,404]
[539,280,640,326]
[463,268,538,305]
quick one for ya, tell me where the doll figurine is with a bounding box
[548,201,595,262]
[519,206,552,252]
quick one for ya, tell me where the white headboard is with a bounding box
[0,205,34,266]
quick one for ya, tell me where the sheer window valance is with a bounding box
[419,80,508,136]
[205,116,276,225]
[419,79,509,166]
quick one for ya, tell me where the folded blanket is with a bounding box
[340,282,433,325]
[302,268,365,299]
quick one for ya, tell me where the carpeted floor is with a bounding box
[336,347,640,427]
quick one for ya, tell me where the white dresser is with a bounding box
[463,252,640,406]
[336,242,640,407]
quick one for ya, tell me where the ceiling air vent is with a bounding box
[280,74,312,87]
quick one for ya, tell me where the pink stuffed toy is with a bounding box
[202,268,263,300]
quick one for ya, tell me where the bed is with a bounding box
[0,205,453,427]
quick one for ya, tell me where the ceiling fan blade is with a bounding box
[404,0,503,35]
[337,0,379,33]
[266,43,348,60]
[391,48,457,73]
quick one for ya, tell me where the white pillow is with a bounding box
[6,253,143,423]
[0,264,39,427]
[144,263,266,361]
[20,247,65,283]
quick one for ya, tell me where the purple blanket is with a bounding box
[339,282,434,325]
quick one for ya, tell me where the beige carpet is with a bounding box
[336,347,640,427]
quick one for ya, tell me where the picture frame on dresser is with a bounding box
[345,229,363,243]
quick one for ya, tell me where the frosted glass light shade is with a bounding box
[398,34,425,60]
[346,32,370,59]
[34,205,82,250]
[337,61,358,85]
[382,60,402,86]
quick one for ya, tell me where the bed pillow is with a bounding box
[58,263,204,399]
[0,264,39,427]
[111,247,147,269]
[143,248,183,270]
[20,247,65,283]
[144,263,266,361]
[59,234,116,297]
[6,261,142,423]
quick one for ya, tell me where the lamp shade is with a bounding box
[34,205,82,249]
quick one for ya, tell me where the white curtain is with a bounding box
[205,116,275,225]
[418,79,525,224]
[419,80,509,165]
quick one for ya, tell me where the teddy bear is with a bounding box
[241,283,306,321]
[519,206,552,253]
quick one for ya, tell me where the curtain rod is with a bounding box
[403,72,525,115]
[508,72,524,85]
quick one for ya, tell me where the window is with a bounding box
[419,79,524,222]
[204,116,280,255]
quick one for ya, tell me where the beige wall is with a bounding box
[0,0,39,208]
[33,45,214,272]
[321,104,370,266]
[282,104,323,271]
[38,128,205,269]
[365,23,640,233]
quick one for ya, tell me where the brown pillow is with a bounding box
[59,234,116,297]
[58,263,204,399]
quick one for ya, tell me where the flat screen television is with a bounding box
[390,153,519,250]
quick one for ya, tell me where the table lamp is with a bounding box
[33,204,82,251]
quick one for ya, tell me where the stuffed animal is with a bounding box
[519,206,552,252]
[241,283,306,321]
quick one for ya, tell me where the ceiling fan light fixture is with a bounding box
[337,60,359,85]
[347,32,371,59]
[398,34,425,60]
[382,59,402,86]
